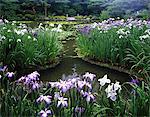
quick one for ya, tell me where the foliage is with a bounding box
[0,68,150,116]
[0,21,62,71]
[137,10,150,20]
[99,10,110,21]
[76,19,150,77]
[1,0,150,20]
[49,16,67,20]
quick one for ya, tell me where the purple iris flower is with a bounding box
[27,71,40,81]
[70,77,80,83]
[78,26,92,35]
[57,80,72,93]
[57,97,68,107]
[77,80,85,89]
[32,82,41,90]
[77,80,92,90]
[49,79,75,92]
[0,65,7,72]
[83,72,96,81]
[17,71,41,92]
[49,81,59,88]
[39,109,52,117]
[82,91,95,102]
[86,92,95,102]
[36,95,52,104]
[54,92,61,99]
[131,79,139,85]
[6,72,14,78]
[75,106,85,113]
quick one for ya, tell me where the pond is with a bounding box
[39,39,130,83]
[15,21,130,83]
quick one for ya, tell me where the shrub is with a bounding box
[24,14,36,20]
[137,10,150,20]
[49,16,66,20]
[99,10,110,21]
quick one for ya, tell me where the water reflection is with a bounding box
[40,39,130,83]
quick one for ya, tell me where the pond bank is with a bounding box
[40,39,131,82]
[81,58,135,75]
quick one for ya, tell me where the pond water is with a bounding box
[39,39,130,83]
[16,21,130,83]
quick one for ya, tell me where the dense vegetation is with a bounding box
[0,67,150,116]
[76,18,150,78]
[0,18,149,116]
[0,21,63,71]
[0,0,150,116]
[1,0,150,20]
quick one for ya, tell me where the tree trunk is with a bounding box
[32,6,36,14]
[44,5,47,17]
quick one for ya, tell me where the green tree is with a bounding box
[99,10,110,20]
[39,0,53,17]
[0,0,20,20]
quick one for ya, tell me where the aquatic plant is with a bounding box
[0,21,62,71]
[39,109,52,117]
[76,18,150,78]
[0,69,149,116]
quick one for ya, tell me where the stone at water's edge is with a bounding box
[67,17,76,21]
